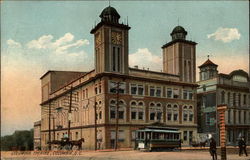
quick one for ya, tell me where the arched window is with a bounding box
[109,99,126,120]
[227,92,231,106]
[130,101,145,120]
[173,104,179,121]
[166,104,172,121]
[149,102,162,121]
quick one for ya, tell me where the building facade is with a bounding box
[197,58,250,145]
[38,6,198,150]
[34,121,41,150]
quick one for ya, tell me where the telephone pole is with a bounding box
[115,82,120,151]
[68,86,73,140]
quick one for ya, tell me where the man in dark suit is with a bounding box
[208,134,217,160]
[238,137,248,157]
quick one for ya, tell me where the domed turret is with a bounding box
[170,26,187,40]
[99,6,120,23]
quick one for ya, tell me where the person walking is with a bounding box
[238,137,248,157]
[208,134,217,160]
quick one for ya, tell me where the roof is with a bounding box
[171,25,187,36]
[90,21,130,34]
[198,59,218,68]
[162,39,197,49]
[219,69,249,80]
[40,70,86,80]
[100,6,120,19]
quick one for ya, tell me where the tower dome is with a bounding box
[170,26,187,40]
[99,6,120,23]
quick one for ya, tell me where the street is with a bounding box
[2,150,250,160]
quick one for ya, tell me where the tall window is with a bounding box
[238,93,241,106]
[149,102,162,121]
[243,94,246,105]
[221,91,225,104]
[109,99,126,120]
[150,86,155,96]
[167,88,173,98]
[183,131,187,141]
[183,90,188,99]
[156,87,162,97]
[130,101,145,120]
[112,47,121,72]
[233,93,236,106]
[227,92,231,106]
[189,91,193,100]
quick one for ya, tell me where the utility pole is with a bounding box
[48,102,51,150]
[94,96,97,150]
[115,82,120,151]
[52,116,55,141]
[68,86,73,141]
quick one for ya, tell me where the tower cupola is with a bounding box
[100,6,120,23]
[171,26,187,40]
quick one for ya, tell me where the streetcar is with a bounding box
[135,126,181,151]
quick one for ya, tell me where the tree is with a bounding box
[1,129,34,151]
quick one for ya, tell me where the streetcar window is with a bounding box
[141,132,145,139]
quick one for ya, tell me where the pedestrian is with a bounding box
[208,134,217,160]
[238,137,248,157]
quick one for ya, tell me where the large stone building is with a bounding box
[38,6,199,150]
[197,58,250,145]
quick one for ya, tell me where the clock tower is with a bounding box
[91,6,130,74]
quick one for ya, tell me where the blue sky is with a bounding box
[1,1,249,135]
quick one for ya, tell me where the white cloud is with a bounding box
[7,39,22,48]
[129,48,162,71]
[27,35,54,49]
[26,33,90,56]
[54,32,74,46]
[207,27,241,43]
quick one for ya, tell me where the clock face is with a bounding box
[111,32,122,45]
[95,33,101,45]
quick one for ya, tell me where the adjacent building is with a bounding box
[38,6,199,150]
[34,121,41,150]
[197,58,250,145]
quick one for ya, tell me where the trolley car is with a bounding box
[135,126,181,151]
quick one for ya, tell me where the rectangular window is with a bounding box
[189,91,193,100]
[95,87,98,95]
[243,94,246,105]
[150,112,155,120]
[173,88,179,99]
[110,110,116,119]
[109,81,126,94]
[99,111,102,119]
[150,86,155,96]
[118,111,124,119]
[189,113,193,121]
[131,111,136,120]
[110,130,115,140]
[189,131,193,142]
[131,84,137,95]
[157,112,162,120]
[183,113,188,121]
[138,85,144,95]
[183,90,188,99]
[167,112,172,121]
[112,47,116,71]
[183,131,187,141]
[117,48,120,72]
[174,113,178,121]
[99,85,102,94]
[167,88,173,98]
[75,132,78,140]
[156,87,161,97]
[138,112,144,120]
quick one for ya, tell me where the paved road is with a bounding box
[2,150,250,160]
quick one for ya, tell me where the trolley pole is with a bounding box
[68,86,73,140]
[48,102,51,150]
[115,82,120,151]
[53,117,55,141]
